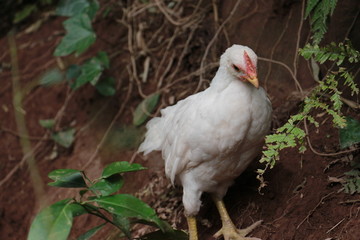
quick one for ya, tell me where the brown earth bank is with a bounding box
[0,1,359,240]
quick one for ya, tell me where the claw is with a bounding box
[212,196,262,240]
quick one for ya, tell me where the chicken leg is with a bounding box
[212,196,262,240]
[187,216,198,240]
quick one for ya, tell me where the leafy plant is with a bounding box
[342,161,360,195]
[39,119,76,148]
[258,1,359,190]
[304,0,338,44]
[133,94,161,126]
[28,161,186,240]
[54,0,115,96]
[339,117,360,149]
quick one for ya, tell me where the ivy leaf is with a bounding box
[56,0,90,17]
[39,68,65,86]
[66,64,82,80]
[56,0,99,19]
[39,119,55,129]
[71,52,109,89]
[48,169,87,188]
[95,77,116,96]
[51,128,76,148]
[28,199,86,240]
[339,117,360,149]
[102,161,146,178]
[54,13,96,57]
[133,93,160,126]
[93,194,171,232]
[90,175,124,196]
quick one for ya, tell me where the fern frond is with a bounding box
[305,0,321,18]
[299,40,360,65]
[340,69,359,95]
[305,0,338,44]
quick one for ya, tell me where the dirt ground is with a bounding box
[1,1,360,240]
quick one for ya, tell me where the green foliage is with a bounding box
[48,169,87,188]
[339,117,360,149]
[259,1,359,189]
[305,0,338,44]
[63,51,115,96]
[54,14,96,56]
[89,175,124,196]
[342,161,360,195]
[39,68,65,86]
[28,161,182,240]
[93,194,171,232]
[95,77,116,96]
[68,52,111,90]
[39,119,76,148]
[54,0,99,56]
[300,40,360,66]
[102,161,146,178]
[56,0,99,19]
[258,114,308,179]
[51,128,76,148]
[133,94,161,126]
[54,0,116,96]
[28,199,86,240]
[39,119,56,129]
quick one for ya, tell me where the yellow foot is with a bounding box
[213,220,262,240]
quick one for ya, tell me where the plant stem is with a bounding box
[8,29,47,207]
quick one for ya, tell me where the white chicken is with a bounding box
[139,44,272,240]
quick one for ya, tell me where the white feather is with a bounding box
[138,44,272,216]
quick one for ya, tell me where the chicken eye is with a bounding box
[232,64,241,72]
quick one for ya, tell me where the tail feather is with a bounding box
[138,117,163,154]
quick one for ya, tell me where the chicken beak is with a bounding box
[244,75,259,89]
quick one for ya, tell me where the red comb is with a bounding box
[244,51,256,76]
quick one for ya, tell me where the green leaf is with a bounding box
[51,128,76,148]
[133,93,160,126]
[90,175,124,196]
[54,13,96,56]
[344,169,360,177]
[56,0,90,17]
[102,161,146,178]
[140,230,188,240]
[39,68,65,86]
[339,117,360,149]
[112,214,132,239]
[95,77,116,96]
[39,119,55,129]
[77,223,105,240]
[66,64,82,80]
[71,52,109,89]
[28,200,86,240]
[94,194,170,232]
[56,0,99,19]
[48,169,87,188]
[304,0,320,18]
[14,4,38,23]
[86,0,100,20]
